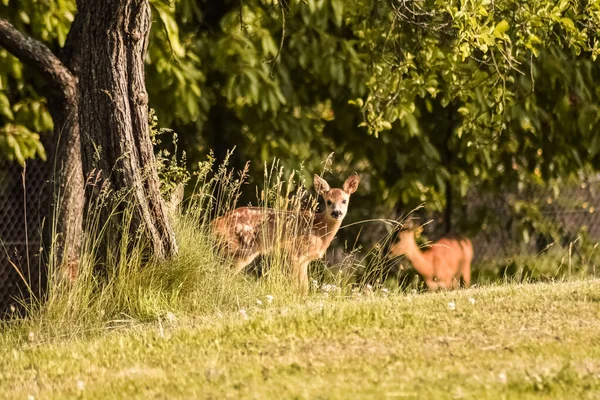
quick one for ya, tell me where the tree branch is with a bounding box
[0,17,76,98]
[263,3,285,78]
[60,11,84,74]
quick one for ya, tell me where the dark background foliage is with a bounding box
[2,0,600,256]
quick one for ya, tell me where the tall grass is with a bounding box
[5,153,598,343]
[3,154,393,341]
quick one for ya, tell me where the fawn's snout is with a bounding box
[325,197,348,220]
[331,209,343,219]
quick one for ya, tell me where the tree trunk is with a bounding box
[76,0,177,259]
[0,18,84,281]
[46,86,84,281]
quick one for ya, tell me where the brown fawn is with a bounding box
[211,173,360,293]
[390,221,473,290]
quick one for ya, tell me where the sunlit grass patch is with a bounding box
[1,280,599,399]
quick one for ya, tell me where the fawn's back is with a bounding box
[427,236,473,284]
[391,228,473,290]
[211,207,316,257]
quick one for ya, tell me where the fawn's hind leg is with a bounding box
[425,278,439,291]
[461,263,471,288]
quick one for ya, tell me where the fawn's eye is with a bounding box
[326,200,332,206]
[342,200,347,204]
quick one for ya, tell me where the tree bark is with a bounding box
[0,17,84,281]
[47,87,85,281]
[76,0,177,259]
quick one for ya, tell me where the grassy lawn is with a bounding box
[1,280,600,399]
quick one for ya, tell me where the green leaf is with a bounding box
[0,93,14,120]
[18,11,30,24]
[494,20,510,36]
[560,17,575,31]
[558,0,570,12]
[152,1,186,58]
[422,140,441,162]
[331,0,343,28]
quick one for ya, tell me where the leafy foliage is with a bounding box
[0,0,72,163]
[3,0,600,243]
[149,109,190,197]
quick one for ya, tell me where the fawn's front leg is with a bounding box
[232,251,260,275]
[291,256,311,294]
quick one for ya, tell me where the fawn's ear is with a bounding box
[415,226,424,238]
[343,173,360,194]
[314,174,331,195]
[402,219,420,231]
[402,219,416,230]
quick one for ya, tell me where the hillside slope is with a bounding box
[1,280,600,399]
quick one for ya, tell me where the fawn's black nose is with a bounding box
[331,210,343,219]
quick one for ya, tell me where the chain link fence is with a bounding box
[464,178,600,262]
[0,155,52,316]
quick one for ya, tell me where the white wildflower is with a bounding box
[265,295,274,304]
[468,297,476,305]
[381,288,389,294]
[77,380,85,391]
[322,292,329,298]
[447,301,456,311]
[165,311,176,323]
[319,283,341,294]
[28,331,35,342]
[498,372,507,384]
[27,395,34,400]
[256,299,263,306]
[239,309,248,320]
[9,305,15,313]
[311,279,319,289]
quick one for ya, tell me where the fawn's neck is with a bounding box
[404,238,434,278]
[313,211,343,244]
